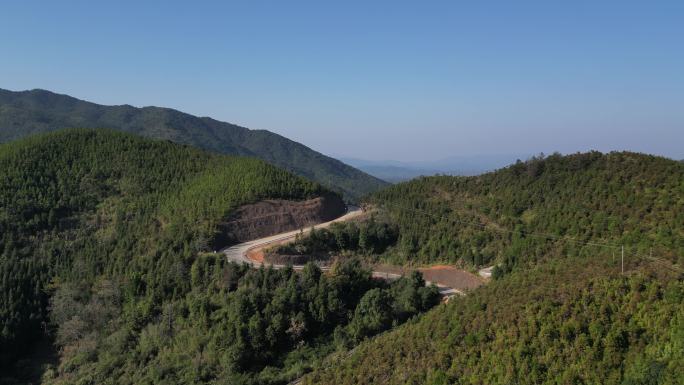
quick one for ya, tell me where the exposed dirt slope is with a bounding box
[213,193,346,248]
[373,264,484,292]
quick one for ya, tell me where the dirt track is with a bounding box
[222,208,484,296]
[373,264,484,293]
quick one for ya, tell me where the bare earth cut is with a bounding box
[222,205,484,297]
[212,193,346,249]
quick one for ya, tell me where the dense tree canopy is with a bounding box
[0,128,319,356]
[42,257,437,385]
[3,137,682,384]
[272,219,399,259]
[0,130,424,382]
[363,152,684,271]
[300,151,684,384]
[0,88,388,200]
[303,257,684,384]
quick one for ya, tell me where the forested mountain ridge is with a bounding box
[301,151,684,384]
[0,88,388,200]
[303,255,684,384]
[0,129,324,379]
[0,129,437,385]
[364,151,684,271]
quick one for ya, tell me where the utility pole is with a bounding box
[621,245,624,274]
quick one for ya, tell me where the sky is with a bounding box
[1,0,682,161]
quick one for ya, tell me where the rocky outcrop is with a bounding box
[212,193,346,249]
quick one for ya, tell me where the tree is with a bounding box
[348,289,393,341]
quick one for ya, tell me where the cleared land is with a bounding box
[223,208,484,297]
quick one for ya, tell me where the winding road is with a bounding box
[222,208,366,267]
[221,208,468,297]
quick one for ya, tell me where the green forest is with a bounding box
[43,257,438,385]
[272,219,399,258]
[298,152,684,384]
[0,129,432,384]
[303,255,684,384]
[362,152,684,271]
[0,88,388,200]
[2,134,683,385]
[272,152,684,274]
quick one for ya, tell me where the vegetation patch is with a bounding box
[303,257,684,384]
[299,151,684,384]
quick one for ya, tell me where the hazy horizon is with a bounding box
[2,1,682,161]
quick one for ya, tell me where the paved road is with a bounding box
[222,208,366,267]
[221,208,464,296]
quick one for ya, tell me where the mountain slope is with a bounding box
[301,151,684,384]
[0,129,328,375]
[304,257,684,384]
[0,88,388,200]
[0,129,435,385]
[365,152,684,270]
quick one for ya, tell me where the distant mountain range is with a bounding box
[0,88,387,200]
[340,154,530,182]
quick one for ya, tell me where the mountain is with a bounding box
[0,129,326,376]
[302,151,684,384]
[362,151,684,268]
[0,129,436,385]
[304,255,684,384]
[0,88,387,200]
[340,154,529,182]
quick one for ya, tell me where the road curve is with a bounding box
[222,208,366,267]
[221,208,465,296]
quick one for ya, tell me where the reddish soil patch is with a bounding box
[418,265,484,292]
[246,248,265,263]
[214,193,345,248]
[246,237,297,264]
[373,263,484,292]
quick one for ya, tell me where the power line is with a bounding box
[632,249,684,274]
[375,201,683,274]
[647,259,683,274]
[378,201,621,249]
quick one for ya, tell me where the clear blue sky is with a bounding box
[1,0,682,161]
